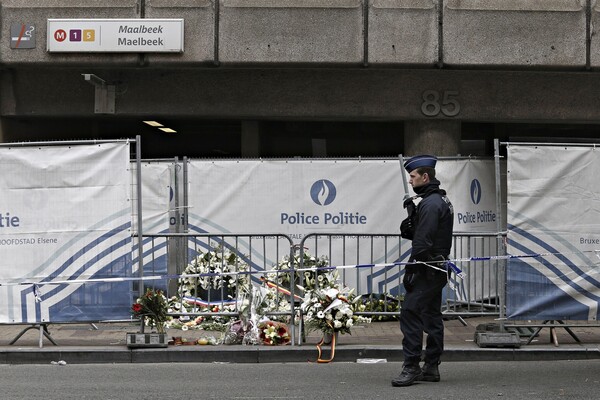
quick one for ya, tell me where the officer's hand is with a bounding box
[400,217,414,240]
[403,198,414,209]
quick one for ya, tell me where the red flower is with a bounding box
[131,303,142,313]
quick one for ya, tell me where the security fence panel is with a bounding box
[507,144,600,320]
[299,233,408,297]
[298,233,502,317]
[447,233,502,315]
[0,141,133,323]
[132,157,503,330]
[142,233,297,339]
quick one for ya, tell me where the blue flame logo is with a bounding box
[310,180,336,206]
[470,179,482,205]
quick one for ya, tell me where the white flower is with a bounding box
[324,288,339,299]
[335,311,344,320]
[325,313,333,321]
[181,325,189,331]
[333,320,342,329]
[346,319,353,328]
[316,311,325,319]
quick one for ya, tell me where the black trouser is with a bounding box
[400,267,447,366]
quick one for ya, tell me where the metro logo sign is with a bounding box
[47,19,183,53]
[54,29,67,42]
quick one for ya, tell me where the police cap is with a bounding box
[403,155,437,173]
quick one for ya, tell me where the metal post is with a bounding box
[136,136,145,333]
[494,139,506,326]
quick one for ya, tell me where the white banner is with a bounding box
[133,161,172,234]
[440,159,502,232]
[186,158,499,237]
[507,145,600,320]
[0,142,132,323]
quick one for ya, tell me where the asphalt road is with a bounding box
[2,359,599,399]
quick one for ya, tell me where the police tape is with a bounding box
[2,249,599,289]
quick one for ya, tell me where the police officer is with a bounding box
[392,154,454,387]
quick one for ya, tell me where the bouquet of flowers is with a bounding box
[258,320,291,345]
[179,246,250,297]
[131,288,169,334]
[266,249,332,290]
[300,271,371,336]
[360,293,402,321]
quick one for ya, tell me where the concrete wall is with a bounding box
[145,0,214,65]
[368,0,438,66]
[591,1,600,68]
[219,0,363,64]
[0,0,595,68]
[443,0,587,68]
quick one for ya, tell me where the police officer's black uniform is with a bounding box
[393,161,453,387]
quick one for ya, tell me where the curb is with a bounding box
[1,345,599,365]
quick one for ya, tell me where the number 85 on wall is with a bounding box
[421,90,461,117]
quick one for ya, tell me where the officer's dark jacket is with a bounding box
[410,178,454,262]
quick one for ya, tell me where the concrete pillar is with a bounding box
[241,120,261,157]
[404,120,461,156]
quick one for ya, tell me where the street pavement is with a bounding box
[0,316,599,364]
[3,360,600,399]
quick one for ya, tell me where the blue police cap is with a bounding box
[403,155,437,172]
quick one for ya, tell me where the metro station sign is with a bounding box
[47,19,184,53]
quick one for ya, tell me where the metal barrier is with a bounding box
[141,233,298,341]
[298,232,504,320]
[446,232,504,317]
[140,232,505,345]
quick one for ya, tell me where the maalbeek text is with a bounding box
[118,25,163,34]
[118,37,164,46]
[281,212,367,225]
[118,25,165,47]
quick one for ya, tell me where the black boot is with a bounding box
[391,364,423,387]
[419,361,440,382]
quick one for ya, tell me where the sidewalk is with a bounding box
[1,316,599,364]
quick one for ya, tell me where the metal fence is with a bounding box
[446,232,504,318]
[140,231,505,345]
[141,233,299,339]
[298,233,504,319]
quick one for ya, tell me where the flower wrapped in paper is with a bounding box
[300,270,371,336]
